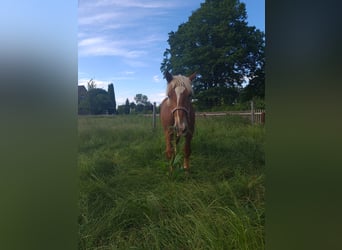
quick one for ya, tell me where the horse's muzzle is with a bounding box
[175,123,187,136]
[172,106,189,136]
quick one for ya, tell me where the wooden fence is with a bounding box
[151,101,265,129]
[252,109,266,125]
[196,110,265,125]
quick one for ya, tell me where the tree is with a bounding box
[134,94,148,105]
[124,98,130,114]
[240,68,265,102]
[133,94,153,113]
[117,105,125,114]
[78,98,90,114]
[107,83,117,114]
[195,86,239,110]
[87,78,96,90]
[161,0,265,107]
[78,86,89,114]
[87,88,112,115]
[143,101,153,113]
[130,101,136,111]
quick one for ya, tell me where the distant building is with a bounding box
[78,85,88,114]
[78,85,87,103]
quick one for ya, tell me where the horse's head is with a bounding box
[165,72,196,137]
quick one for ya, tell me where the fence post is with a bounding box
[250,100,254,125]
[152,102,156,129]
[261,111,265,125]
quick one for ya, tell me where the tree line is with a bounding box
[78,79,154,115]
[78,79,116,115]
[116,94,155,115]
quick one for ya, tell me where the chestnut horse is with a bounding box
[160,72,196,171]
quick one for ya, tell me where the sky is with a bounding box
[78,0,265,106]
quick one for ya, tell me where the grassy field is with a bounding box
[78,115,265,249]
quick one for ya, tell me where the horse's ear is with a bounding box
[188,72,196,81]
[165,71,173,83]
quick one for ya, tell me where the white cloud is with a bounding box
[78,12,120,26]
[116,97,128,105]
[78,35,148,58]
[122,59,149,68]
[148,92,167,104]
[110,76,135,81]
[78,78,88,87]
[153,75,161,83]
[94,80,111,90]
[78,78,111,90]
[78,71,88,77]
[80,0,178,9]
[115,0,175,9]
[78,33,164,56]
[78,0,176,60]
[78,37,104,47]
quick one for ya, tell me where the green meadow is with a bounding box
[78,115,265,249]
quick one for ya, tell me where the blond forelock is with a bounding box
[166,75,193,95]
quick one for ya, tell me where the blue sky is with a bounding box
[78,0,265,106]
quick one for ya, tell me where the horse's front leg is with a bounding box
[165,129,175,170]
[183,134,192,170]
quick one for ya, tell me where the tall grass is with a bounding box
[78,115,265,249]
